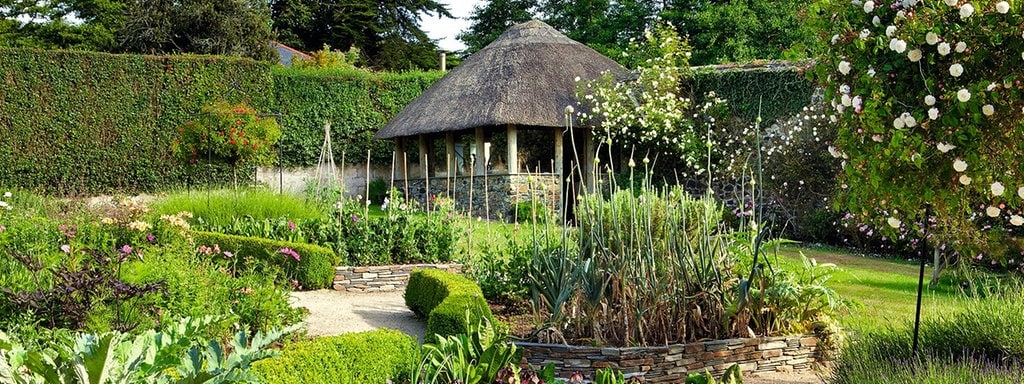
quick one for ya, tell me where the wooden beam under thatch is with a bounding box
[374,20,625,140]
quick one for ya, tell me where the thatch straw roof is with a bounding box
[375,20,625,139]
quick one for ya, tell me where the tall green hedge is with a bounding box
[250,329,419,384]
[691,62,816,124]
[0,49,273,194]
[271,67,443,167]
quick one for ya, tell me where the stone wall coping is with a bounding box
[396,173,559,182]
[513,334,814,352]
[336,263,463,271]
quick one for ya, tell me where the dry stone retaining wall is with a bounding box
[516,335,821,383]
[333,263,462,292]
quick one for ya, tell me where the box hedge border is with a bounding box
[191,231,336,290]
[405,268,493,341]
[250,329,418,384]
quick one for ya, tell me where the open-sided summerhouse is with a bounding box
[375,20,624,220]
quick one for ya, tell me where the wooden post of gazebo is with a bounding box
[507,124,518,174]
[475,128,485,175]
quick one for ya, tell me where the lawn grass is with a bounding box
[769,245,971,333]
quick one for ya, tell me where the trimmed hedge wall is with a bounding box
[271,67,443,166]
[0,49,273,195]
[250,329,418,384]
[405,269,493,341]
[691,62,816,124]
[192,231,336,290]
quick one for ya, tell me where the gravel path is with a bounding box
[289,289,426,342]
[291,289,826,384]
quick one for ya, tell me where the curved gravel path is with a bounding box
[289,289,426,342]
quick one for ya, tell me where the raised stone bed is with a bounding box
[516,334,822,383]
[333,263,462,293]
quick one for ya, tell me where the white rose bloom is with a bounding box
[896,10,906,19]
[1019,186,1024,199]
[831,34,841,44]
[886,25,897,37]
[987,82,998,91]
[2,192,9,198]
[838,60,852,75]
[893,117,906,129]
[867,67,877,77]
[983,104,995,116]
[997,1,1010,13]
[925,95,936,106]
[889,38,899,51]
[853,96,863,109]
[895,40,907,53]
[908,49,922,62]
[938,42,951,55]
[953,159,968,172]
[929,108,941,120]
[986,206,1001,218]
[960,174,972,185]
[903,113,917,127]
[926,32,939,45]
[957,89,971,102]
[956,41,967,53]
[873,16,882,26]
[960,3,974,19]
[1011,215,1024,226]
[841,94,853,106]
[944,0,957,5]
[949,63,964,77]
[937,142,955,153]
[992,181,1005,196]
[860,29,871,39]
[887,217,902,228]
[864,0,875,12]
[840,84,851,94]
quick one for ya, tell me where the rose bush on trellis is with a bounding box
[811,0,1024,270]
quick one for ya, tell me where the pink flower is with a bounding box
[287,221,297,231]
[279,248,300,262]
[120,244,133,254]
[146,233,155,243]
[60,244,71,253]
[224,251,234,258]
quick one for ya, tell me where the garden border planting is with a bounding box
[192,231,336,290]
[334,263,462,292]
[515,334,822,383]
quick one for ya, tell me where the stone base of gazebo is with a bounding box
[398,174,561,221]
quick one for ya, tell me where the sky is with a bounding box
[420,0,486,52]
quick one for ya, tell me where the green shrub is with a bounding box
[405,269,493,340]
[151,188,326,228]
[0,49,273,195]
[250,329,419,384]
[192,231,336,290]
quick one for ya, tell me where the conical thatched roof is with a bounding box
[375,20,625,139]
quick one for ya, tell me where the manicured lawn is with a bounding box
[772,245,969,332]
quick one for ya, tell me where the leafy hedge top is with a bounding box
[250,329,419,384]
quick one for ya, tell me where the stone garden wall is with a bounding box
[333,263,462,292]
[402,174,561,221]
[516,334,821,383]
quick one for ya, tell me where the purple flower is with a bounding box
[279,248,300,262]
[224,251,234,258]
[287,221,297,231]
[60,244,71,253]
[120,244,132,254]
[351,214,359,223]
[146,233,155,243]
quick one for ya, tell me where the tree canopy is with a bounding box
[458,0,817,65]
[270,0,452,70]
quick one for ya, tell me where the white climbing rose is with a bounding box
[960,3,975,19]
[838,60,852,75]
[902,113,917,127]
[908,49,922,62]
[872,16,882,26]
[982,104,995,116]
[926,32,939,45]
[957,89,971,102]
[864,0,875,12]
[1019,186,1024,199]
[992,182,1005,196]
[986,206,1001,218]
[887,217,902,229]
[1011,215,1024,226]
[925,95,936,106]
[886,25,897,37]
[960,174,972,185]
[893,117,906,129]
[929,108,940,120]
[956,41,967,53]
[938,42,951,56]
[944,0,957,5]
[937,142,955,153]
[949,63,964,77]
[997,1,1010,13]
[953,159,968,172]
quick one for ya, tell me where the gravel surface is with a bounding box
[289,289,426,342]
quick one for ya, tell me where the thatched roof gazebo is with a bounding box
[376,20,625,220]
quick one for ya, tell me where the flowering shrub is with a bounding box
[173,101,281,168]
[812,0,1024,269]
